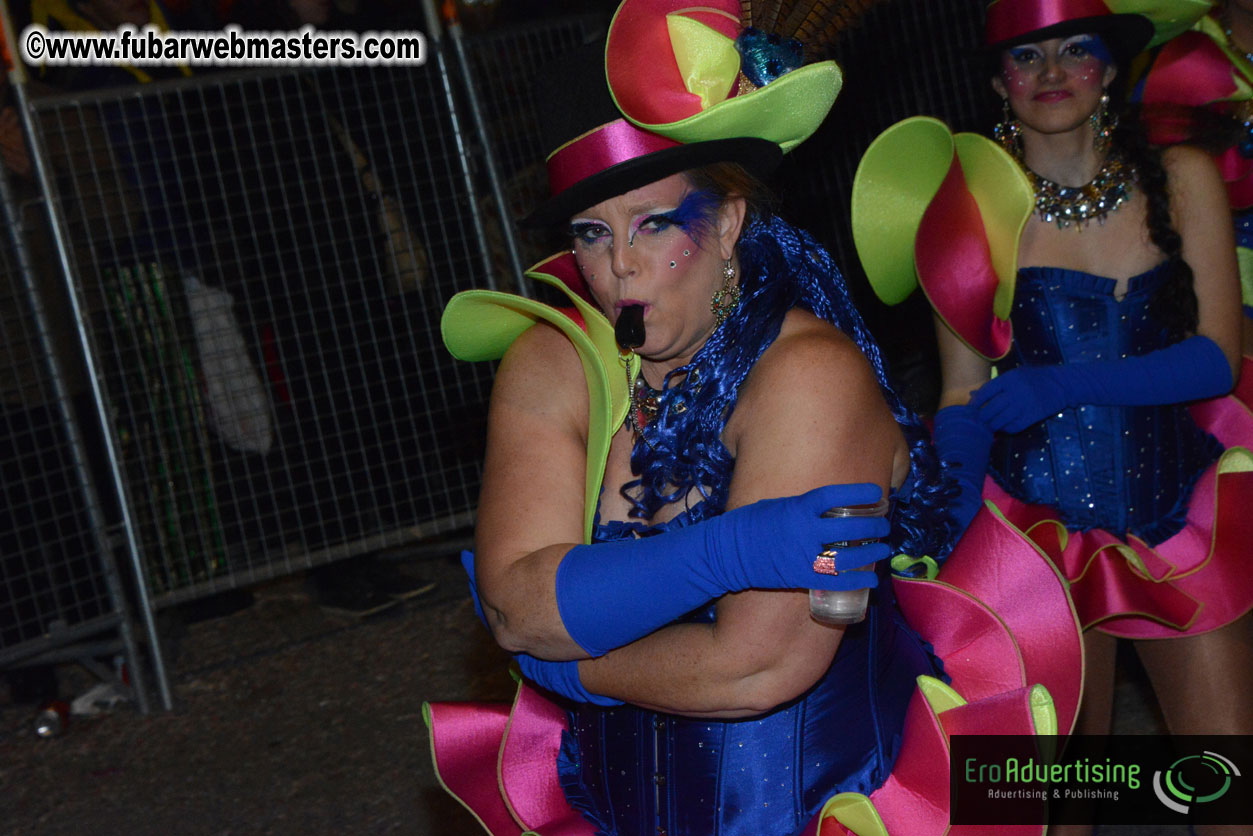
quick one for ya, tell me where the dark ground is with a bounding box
[0,545,1190,836]
[0,547,515,836]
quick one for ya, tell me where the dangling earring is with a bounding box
[994,97,1023,159]
[710,258,740,326]
[1090,91,1116,156]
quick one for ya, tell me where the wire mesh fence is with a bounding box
[2,0,997,705]
[454,14,607,281]
[0,179,127,670]
[20,64,499,612]
[2,51,507,702]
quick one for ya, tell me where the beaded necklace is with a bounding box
[1025,152,1136,230]
[627,372,662,435]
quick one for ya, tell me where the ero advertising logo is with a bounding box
[951,734,1253,827]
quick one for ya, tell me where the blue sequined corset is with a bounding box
[1235,208,1253,316]
[1236,207,1253,252]
[988,264,1223,545]
[558,507,937,836]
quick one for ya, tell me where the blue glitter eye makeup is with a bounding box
[569,220,611,247]
[1008,45,1040,64]
[628,209,679,245]
[1064,35,1111,65]
[627,189,723,246]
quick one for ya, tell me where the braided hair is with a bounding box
[621,165,957,563]
[1114,104,1200,337]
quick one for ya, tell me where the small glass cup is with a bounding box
[809,496,890,625]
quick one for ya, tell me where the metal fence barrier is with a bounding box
[1,153,151,712]
[23,66,501,597]
[2,49,510,708]
[453,15,606,284]
[1,1,990,711]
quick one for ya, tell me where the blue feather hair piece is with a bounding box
[668,189,722,246]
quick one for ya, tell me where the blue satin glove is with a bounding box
[557,482,892,657]
[513,655,623,706]
[970,335,1233,433]
[932,404,993,541]
[462,551,622,705]
[460,550,488,625]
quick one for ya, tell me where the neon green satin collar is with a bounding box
[441,254,638,543]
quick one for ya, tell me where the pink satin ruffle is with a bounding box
[424,700,529,836]
[425,687,597,836]
[816,687,1052,836]
[1139,31,1240,112]
[915,151,1012,360]
[424,501,1084,836]
[972,363,1253,640]
[906,505,1083,734]
[1135,29,1253,208]
[809,505,1083,836]
[1217,145,1253,210]
[1235,356,1253,411]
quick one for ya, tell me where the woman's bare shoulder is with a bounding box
[732,309,889,441]
[726,310,903,501]
[752,309,879,396]
[1161,143,1226,204]
[492,319,589,424]
[1161,142,1218,173]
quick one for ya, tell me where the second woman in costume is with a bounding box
[856,0,1253,777]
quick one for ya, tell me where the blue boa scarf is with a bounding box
[624,215,956,564]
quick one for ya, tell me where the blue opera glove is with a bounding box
[513,655,624,706]
[557,482,891,657]
[969,335,1234,434]
[460,550,488,626]
[462,551,622,705]
[932,404,993,540]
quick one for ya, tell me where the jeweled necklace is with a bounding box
[1025,152,1136,230]
[628,373,661,434]
[626,367,702,435]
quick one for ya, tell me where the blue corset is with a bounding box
[1235,208,1253,318]
[558,508,937,836]
[989,265,1223,544]
[1235,207,1253,251]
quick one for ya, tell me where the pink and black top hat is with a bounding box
[984,0,1153,64]
[522,0,846,227]
[520,42,782,228]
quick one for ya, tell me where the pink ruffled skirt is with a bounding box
[425,509,1085,836]
[968,361,1253,640]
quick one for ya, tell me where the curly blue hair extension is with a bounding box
[623,215,959,565]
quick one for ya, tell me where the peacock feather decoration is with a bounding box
[735,0,885,84]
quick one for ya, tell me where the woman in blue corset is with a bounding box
[425,2,1084,834]
[903,0,1253,753]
